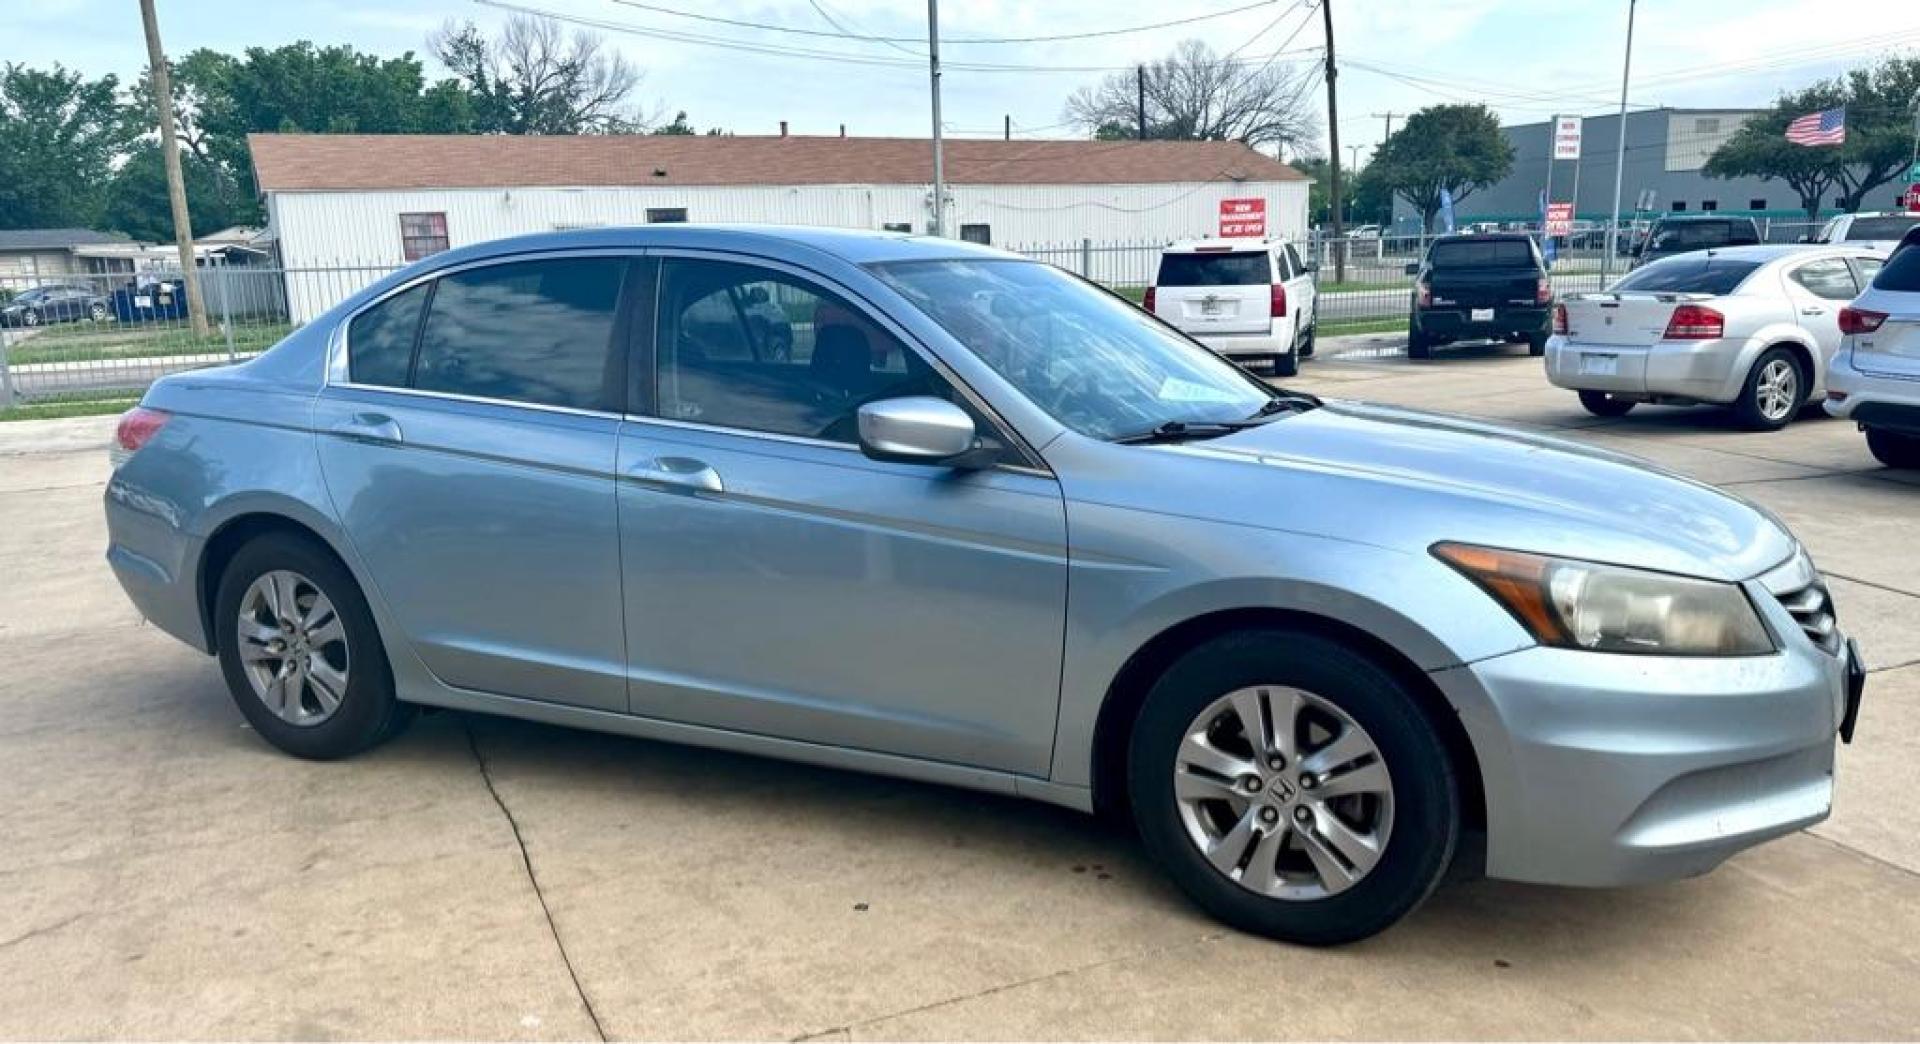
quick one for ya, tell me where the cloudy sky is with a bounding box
[10,0,1917,161]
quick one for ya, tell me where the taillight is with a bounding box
[1270,282,1287,318]
[1839,307,1888,335]
[1663,304,1724,340]
[1416,282,1432,308]
[1143,286,1157,312]
[115,406,171,456]
[1552,303,1568,335]
[1535,277,1552,305]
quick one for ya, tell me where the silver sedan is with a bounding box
[105,226,1863,945]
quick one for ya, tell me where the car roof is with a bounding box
[1641,243,1881,264]
[1432,232,1533,243]
[1651,214,1755,225]
[1163,237,1276,253]
[406,223,1023,271]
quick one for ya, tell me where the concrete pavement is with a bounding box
[2,347,1917,1039]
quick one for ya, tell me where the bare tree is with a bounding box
[431,13,647,134]
[1065,40,1319,150]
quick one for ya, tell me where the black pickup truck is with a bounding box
[1404,233,1552,360]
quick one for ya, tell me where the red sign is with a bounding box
[1219,197,1266,238]
[1904,182,1920,213]
[1544,202,1574,237]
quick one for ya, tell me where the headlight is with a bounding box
[1433,542,1774,656]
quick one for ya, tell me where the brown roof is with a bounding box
[248,133,1305,193]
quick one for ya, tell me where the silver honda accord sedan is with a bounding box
[105,226,1865,945]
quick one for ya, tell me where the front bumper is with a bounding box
[1544,335,1746,403]
[1432,597,1854,887]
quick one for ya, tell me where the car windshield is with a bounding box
[870,258,1275,441]
[1156,252,1269,286]
[14,289,49,302]
[1846,216,1920,242]
[1609,257,1762,295]
[1429,240,1534,267]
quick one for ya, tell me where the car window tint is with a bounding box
[347,282,429,388]
[1789,259,1859,301]
[1283,243,1306,277]
[1429,240,1534,267]
[1648,221,1742,251]
[1871,242,1920,292]
[412,258,626,411]
[1156,253,1269,286]
[1852,257,1884,286]
[655,259,953,444]
[1609,259,1761,295]
[1847,216,1920,242]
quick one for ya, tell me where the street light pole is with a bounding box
[926,0,946,238]
[1603,0,1637,279]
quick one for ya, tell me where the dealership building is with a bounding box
[1386,106,1851,232]
[249,132,1309,320]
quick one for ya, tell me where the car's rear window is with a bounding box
[1871,242,1920,292]
[1156,251,1270,286]
[1647,220,1756,251]
[1428,240,1535,267]
[1610,258,1762,295]
[1845,216,1920,242]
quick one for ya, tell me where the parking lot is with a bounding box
[3,338,1917,1039]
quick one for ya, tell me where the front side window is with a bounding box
[1789,258,1859,301]
[412,258,627,411]
[872,259,1272,441]
[346,282,428,387]
[655,259,957,444]
[399,212,449,261]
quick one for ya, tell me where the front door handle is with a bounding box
[629,455,724,494]
[330,412,404,444]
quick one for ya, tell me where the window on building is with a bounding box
[1749,198,1767,211]
[646,207,688,224]
[959,223,992,245]
[411,258,628,411]
[1694,117,1721,135]
[399,212,449,261]
[346,282,428,387]
[1701,200,1719,212]
[882,222,913,233]
[1671,201,1688,212]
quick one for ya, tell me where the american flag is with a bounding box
[1785,107,1846,146]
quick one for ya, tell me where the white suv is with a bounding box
[1827,227,1920,468]
[1146,239,1318,375]
[1816,211,1920,254]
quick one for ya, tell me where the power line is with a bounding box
[604,0,1286,46]
[805,0,922,58]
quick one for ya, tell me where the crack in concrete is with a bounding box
[0,912,87,951]
[788,931,1227,1041]
[1824,571,1920,602]
[464,722,609,1042]
[1803,829,1920,884]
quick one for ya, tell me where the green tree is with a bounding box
[1372,104,1513,233]
[0,64,136,229]
[1349,162,1396,226]
[1296,155,1331,225]
[101,142,245,241]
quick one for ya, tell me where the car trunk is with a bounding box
[1153,251,1271,335]
[1853,313,1920,379]
[1560,293,1704,347]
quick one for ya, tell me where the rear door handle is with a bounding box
[330,412,404,444]
[1801,307,1827,316]
[628,455,724,494]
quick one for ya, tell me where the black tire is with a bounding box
[1127,630,1460,947]
[1298,321,1316,359]
[1866,427,1920,469]
[214,531,412,760]
[1407,326,1432,360]
[1272,348,1299,378]
[20,309,38,327]
[1733,346,1804,432]
[1526,332,1548,356]
[1578,389,1635,417]
[88,302,107,322]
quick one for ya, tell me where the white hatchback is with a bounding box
[1545,244,1884,430]
[1826,228,1920,468]
[1146,239,1318,376]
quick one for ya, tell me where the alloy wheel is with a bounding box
[1756,358,1799,422]
[235,569,350,726]
[1172,685,1394,900]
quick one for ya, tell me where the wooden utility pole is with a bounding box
[1322,0,1344,281]
[139,0,208,338]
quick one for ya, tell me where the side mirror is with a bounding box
[1403,261,1420,276]
[1303,260,1318,273]
[857,396,988,467]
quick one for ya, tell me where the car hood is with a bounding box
[1084,399,1794,582]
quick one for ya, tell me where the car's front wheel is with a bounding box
[88,302,107,322]
[214,532,412,759]
[1298,321,1316,359]
[1866,427,1920,469]
[19,309,38,327]
[1128,630,1460,946]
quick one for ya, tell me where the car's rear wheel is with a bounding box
[1273,348,1299,378]
[20,309,38,327]
[1578,390,1635,417]
[88,302,107,322]
[1407,326,1432,360]
[214,532,411,759]
[1866,427,1920,469]
[1127,630,1459,946]
[1735,347,1803,431]
[1526,332,1548,356]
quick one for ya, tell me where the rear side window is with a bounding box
[347,282,428,387]
[1788,259,1859,301]
[1610,258,1762,295]
[1156,252,1270,286]
[1846,216,1920,242]
[1872,244,1920,292]
[1428,240,1535,267]
[412,258,628,411]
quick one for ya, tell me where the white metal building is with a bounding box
[249,132,1309,320]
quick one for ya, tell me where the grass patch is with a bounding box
[1320,317,1408,337]
[0,397,137,422]
[6,322,291,365]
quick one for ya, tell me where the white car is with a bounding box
[1145,238,1318,376]
[1545,244,1885,429]
[1816,211,1920,254]
[1826,228,1920,467]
